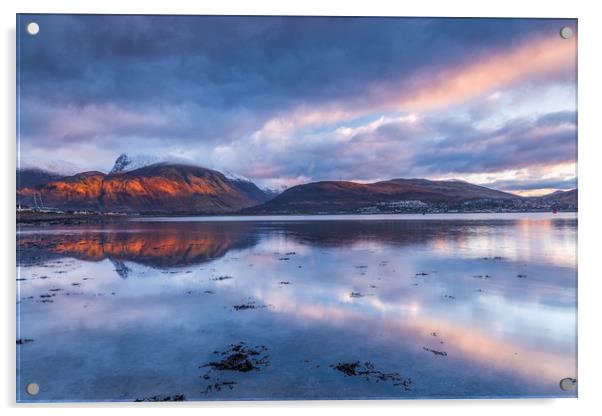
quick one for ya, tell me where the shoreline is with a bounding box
[17,210,578,226]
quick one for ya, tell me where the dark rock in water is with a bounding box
[331,361,412,391]
[423,347,448,356]
[233,301,267,311]
[333,361,360,376]
[134,394,185,402]
[16,338,34,345]
[211,275,233,281]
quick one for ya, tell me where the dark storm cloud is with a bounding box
[19,15,572,110]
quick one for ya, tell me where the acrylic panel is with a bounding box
[16,14,578,402]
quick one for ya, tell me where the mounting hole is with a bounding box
[560,26,573,39]
[26,22,39,36]
[26,382,39,395]
[559,377,577,391]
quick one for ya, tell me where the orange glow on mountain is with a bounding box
[17,164,268,213]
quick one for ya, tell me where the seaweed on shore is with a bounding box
[202,342,269,373]
[134,394,185,402]
[330,361,412,391]
[201,381,237,394]
[200,342,269,394]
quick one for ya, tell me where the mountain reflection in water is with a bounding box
[16,215,577,401]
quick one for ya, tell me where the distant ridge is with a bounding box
[243,179,576,214]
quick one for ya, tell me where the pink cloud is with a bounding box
[252,33,576,140]
[395,34,576,111]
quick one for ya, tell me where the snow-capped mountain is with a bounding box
[262,186,287,199]
[110,154,166,174]
[220,168,252,183]
[109,154,256,185]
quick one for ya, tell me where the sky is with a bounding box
[17,15,577,195]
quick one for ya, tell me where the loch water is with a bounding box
[16,213,577,401]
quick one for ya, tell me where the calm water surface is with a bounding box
[16,213,577,401]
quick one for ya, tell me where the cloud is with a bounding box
[17,15,577,192]
[248,30,576,142]
[206,109,576,193]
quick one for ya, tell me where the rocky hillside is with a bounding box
[18,163,270,214]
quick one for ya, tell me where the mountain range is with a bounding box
[18,161,271,214]
[17,155,577,214]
